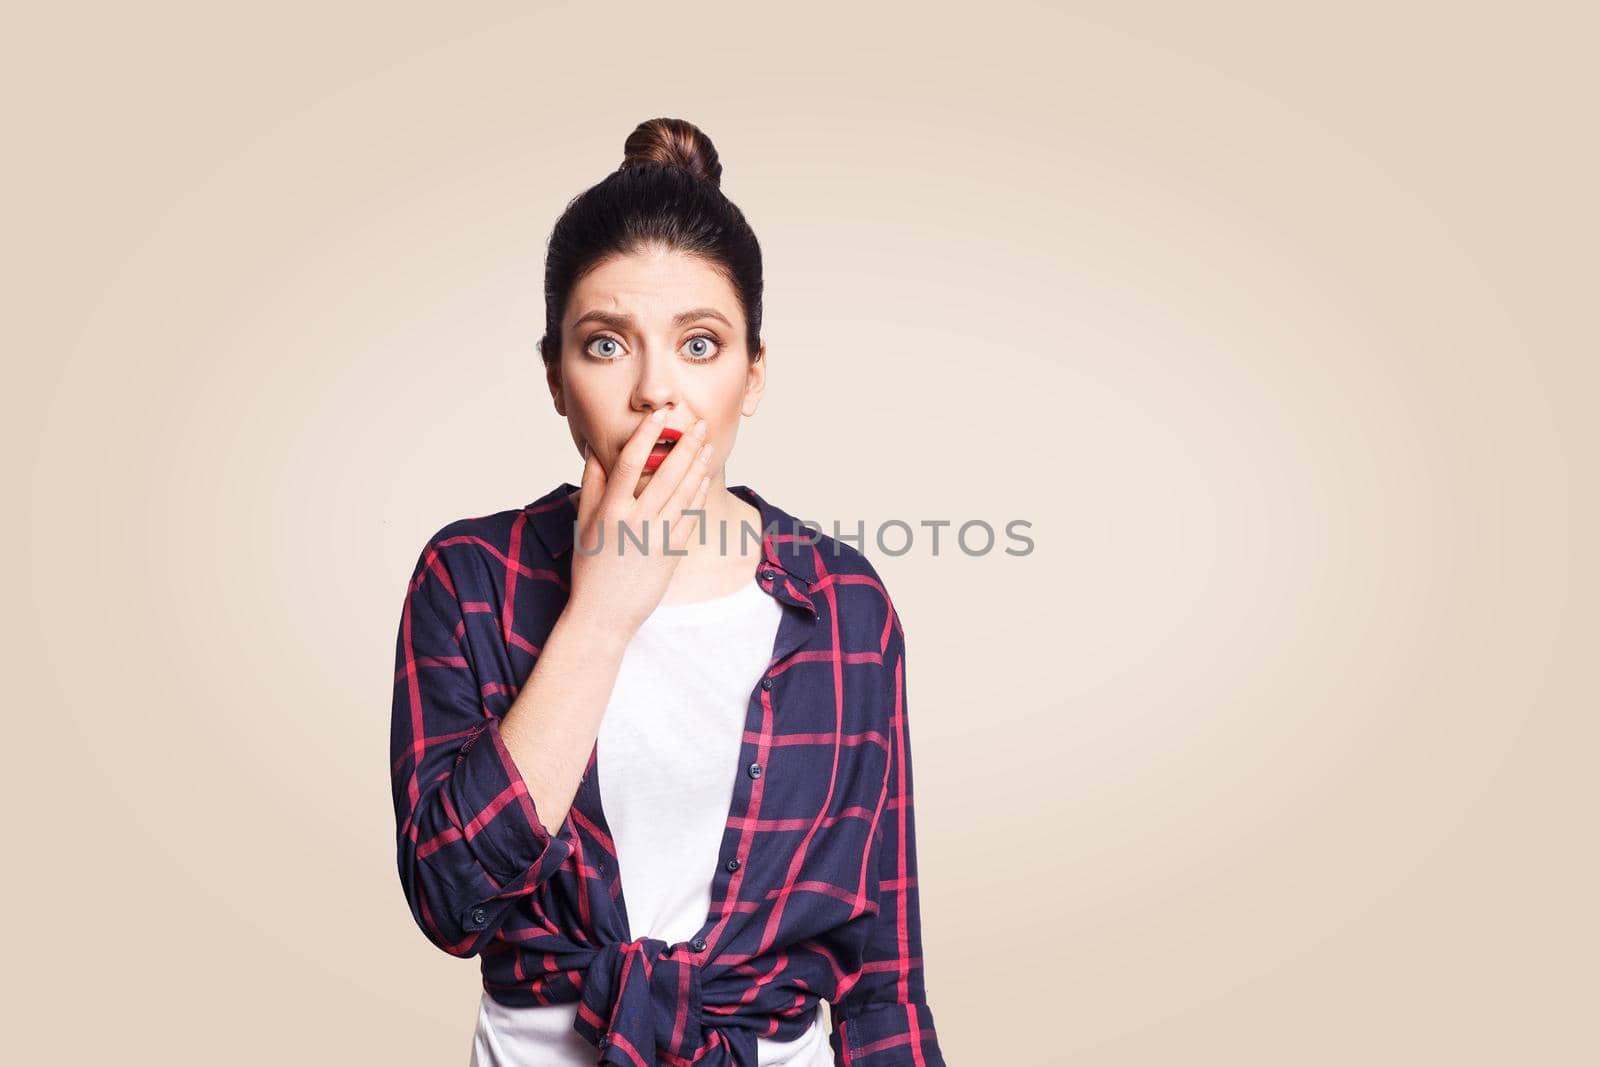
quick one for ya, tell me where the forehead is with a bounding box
[566,247,742,327]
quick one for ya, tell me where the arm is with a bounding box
[389,538,626,957]
[829,611,947,1067]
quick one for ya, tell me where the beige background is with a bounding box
[6,1,1595,1063]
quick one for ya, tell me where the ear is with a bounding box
[741,342,767,417]
[546,354,566,416]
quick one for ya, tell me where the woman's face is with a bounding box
[547,245,765,493]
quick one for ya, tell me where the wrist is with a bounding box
[555,599,636,652]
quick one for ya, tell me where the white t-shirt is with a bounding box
[469,578,834,1067]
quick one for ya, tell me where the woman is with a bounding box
[390,118,946,1067]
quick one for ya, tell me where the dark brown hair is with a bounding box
[537,118,764,364]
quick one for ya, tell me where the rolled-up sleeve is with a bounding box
[830,609,947,1066]
[389,538,575,957]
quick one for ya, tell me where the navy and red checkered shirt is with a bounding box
[390,481,947,1067]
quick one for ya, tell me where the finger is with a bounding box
[665,429,714,552]
[638,416,709,517]
[572,443,607,551]
[607,409,670,510]
[662,428,713,525]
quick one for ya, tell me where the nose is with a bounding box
[631,345,680,415]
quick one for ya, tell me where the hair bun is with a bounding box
[620,117,723,189]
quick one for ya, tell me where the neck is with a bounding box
[676,481,763,568]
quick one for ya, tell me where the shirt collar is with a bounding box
[523,481,822,597]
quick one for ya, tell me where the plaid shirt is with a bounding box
[390,481,947,1067]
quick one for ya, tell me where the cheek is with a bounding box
[711,419,739,460]
[565,395,610,437]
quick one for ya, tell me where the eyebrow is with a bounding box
[570,307,734,332]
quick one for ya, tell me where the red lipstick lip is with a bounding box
[642,426,683,473]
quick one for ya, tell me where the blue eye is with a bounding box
[684,334,721,361]
[583,334,721,361]
[585,336,623,359]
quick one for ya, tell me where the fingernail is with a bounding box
[694,419,707,438]
[651,409,667,422]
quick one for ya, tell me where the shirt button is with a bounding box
[761,569,775,581]
[468,907,488,928]
[748,762,763,779]
[760,677,772,690]
[690,937,707,952]
[726,857,741,872]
